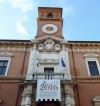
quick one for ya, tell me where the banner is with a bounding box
[36,80,61,101]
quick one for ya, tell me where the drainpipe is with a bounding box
[15,43,28,106]
[70,44,81,106]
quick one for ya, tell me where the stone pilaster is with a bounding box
[64,85,75,106]
[65,90,71,106]
[21,87,26,106]
[25,85,32,106]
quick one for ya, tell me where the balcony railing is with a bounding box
[33,73,69,80]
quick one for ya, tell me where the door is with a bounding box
[37,101,60,106]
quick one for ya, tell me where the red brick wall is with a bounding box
[0,83,19,106]
[76,82,100,106]
[0,49,30,106]
[69,51,100,106]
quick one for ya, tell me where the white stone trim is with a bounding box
[31,35,65,42]
[42,24,58,34]
[42,64,59,73]
[0,47,27,51]
[69,48,100,52]
[0,52,12,76]
[85,57,100,76]
[93,96,100,106]
[93,96,100,102]
[0,57,11,76]
[59,49,71,79]
[0,52,13,57]
[84,53,98,58]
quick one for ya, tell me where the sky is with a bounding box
[0,0,100,41]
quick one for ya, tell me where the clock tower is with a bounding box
[35,7,64,39]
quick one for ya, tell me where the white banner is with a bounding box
[36,80,61,101]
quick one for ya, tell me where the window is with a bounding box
[84,53,100,76]
[88,61,99,76]
[0,52,12,76]
[44,68,54,79]
[47,13,53,18]
[44,68,54,74]
[0,60,8,75]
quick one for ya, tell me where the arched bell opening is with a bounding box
[47,13,53,18]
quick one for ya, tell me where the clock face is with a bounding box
[42,24,58,34]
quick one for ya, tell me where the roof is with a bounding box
[0,39,30,42]
[38,7,62,10]
[0,39,100,43]
[68,40,100,43]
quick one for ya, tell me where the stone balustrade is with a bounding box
[32,73,68,80]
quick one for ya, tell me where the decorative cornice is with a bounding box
[72,76,100,82]
[1,39,100,48]
[31,35,65,42]
[0,52,13,57]
[68,42,100,47]
[68,47,100,52]
[84,53,98,58]
[0,40,31,46]
[0,76,25,82]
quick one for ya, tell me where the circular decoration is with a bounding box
[42,24,58,34]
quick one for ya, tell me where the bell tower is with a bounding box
[35,7,64,39]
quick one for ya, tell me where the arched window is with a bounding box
[47,13,53,18]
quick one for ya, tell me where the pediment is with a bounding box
[31,35,67,51]
[93,96,100,102]
[0,52,13,57]
[31,35,67,43]
[84,53,98,58]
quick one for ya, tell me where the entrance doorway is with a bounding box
[37,101,60,106]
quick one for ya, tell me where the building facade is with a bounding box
[0,7,100,106]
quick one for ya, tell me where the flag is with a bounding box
[61,57,66,67]
[36,57,39,67]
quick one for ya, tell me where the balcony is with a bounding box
[33,73,70,80]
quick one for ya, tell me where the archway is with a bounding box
[37,101,60,106]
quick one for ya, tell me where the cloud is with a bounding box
[57,0,75,16]
[63,5,75,16]
[63,33,71,40]
[0,0,7,3]
[22,15,29,21]
[46,0,75,17]
[18,15,29,22]
[9,0,36,12]
[17,21,28,36]
[0,0,37,12]
[0,0,4,2]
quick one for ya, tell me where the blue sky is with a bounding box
[0,0,100,41]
